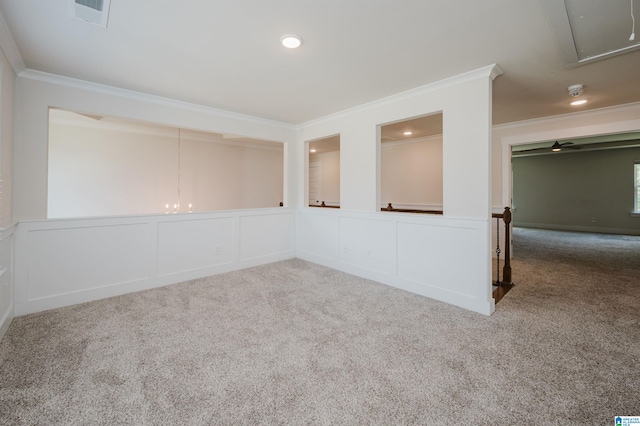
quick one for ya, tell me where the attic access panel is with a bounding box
[544,0,640,68]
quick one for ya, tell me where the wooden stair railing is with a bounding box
[492,207,512,285]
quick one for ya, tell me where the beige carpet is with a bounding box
[0,227,638,424]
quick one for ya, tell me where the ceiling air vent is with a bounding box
[68,0,111,28]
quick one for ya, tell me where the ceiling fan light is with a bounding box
[551,141,562,151]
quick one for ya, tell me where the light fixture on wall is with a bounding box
[309,148,317,153]
[281,34,303,49]
[403,131,413,136]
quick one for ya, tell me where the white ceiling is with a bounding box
[1,0,640,125]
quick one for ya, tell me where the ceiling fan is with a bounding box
[513,140,583,155]
[550,141,580,152]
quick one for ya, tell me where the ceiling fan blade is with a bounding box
[513,147,550,154]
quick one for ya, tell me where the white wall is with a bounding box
[380,135,443,210]
[297,65,501,315]
[0,38,15,341]
[181,140,283,211]
[48,122,179,217]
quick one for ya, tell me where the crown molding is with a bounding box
[493,100,640,131]
[0,8,25,75]
[18,69,296,131]
[301,64,503,128]
[50,112,283,152]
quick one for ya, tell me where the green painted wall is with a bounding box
[512,146,640,235]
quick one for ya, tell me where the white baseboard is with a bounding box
[15,250,295,316]
[297,251,494,316]
[0,302,13,343]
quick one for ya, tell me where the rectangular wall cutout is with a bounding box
[307,135,340,208]
[47,108,285,218]
[379,113,443,215]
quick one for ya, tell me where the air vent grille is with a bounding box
[68,0,111,28]
[75,0,104,12]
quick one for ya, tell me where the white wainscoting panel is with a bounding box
[27,223,150,300]
[14,208,295,315]
[239,213,293,261]
[397,222,480,297]
[297,208,493,315]
[157,217,234,276]
[0,224,16,342]
[339,217,396,276]
[296,211,340,263]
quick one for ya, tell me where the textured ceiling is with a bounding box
[1,0,639,125]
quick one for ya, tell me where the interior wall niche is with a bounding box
[47,108,284,218]
[378,113,443,213]
[307,135,340,208]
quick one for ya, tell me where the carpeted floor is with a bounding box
[0,227,638,424]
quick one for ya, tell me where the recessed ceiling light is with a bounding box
[309,148,316,153]
[281,34,303,49]
[571,99,587,106]
[403,131,413,136]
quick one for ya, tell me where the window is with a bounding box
[635,162,640,213]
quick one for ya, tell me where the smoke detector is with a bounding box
[568,84,584,97]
